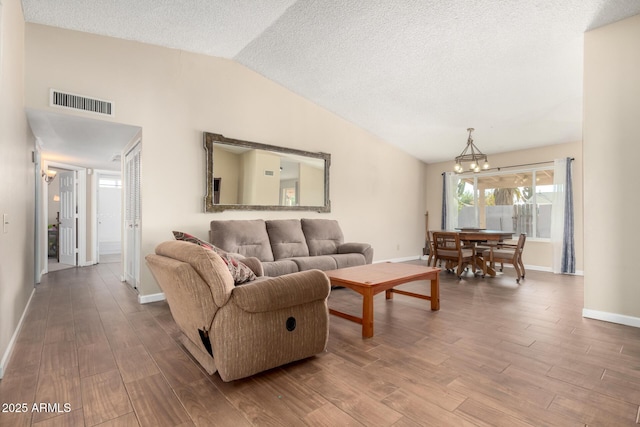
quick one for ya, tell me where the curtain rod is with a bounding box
[443,157,574,176]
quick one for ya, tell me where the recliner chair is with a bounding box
[146,240,330,382]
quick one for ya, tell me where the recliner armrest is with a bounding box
[230,270,330,313]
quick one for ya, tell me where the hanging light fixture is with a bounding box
[453,128,490,173]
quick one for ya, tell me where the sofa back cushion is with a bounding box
[266,219,310,260]
[210,220,275,262]
[301,219,344,256]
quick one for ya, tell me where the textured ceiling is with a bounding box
[22,0,640,165]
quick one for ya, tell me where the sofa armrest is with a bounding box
[338,242,374,264]
[230,269,330,313]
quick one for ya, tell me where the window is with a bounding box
[453,167,554,239]
[99,177,122,189]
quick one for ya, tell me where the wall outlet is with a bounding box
[3,214,8,233]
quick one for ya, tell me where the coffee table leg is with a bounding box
[431,275,440,311]
[362,289,374,338]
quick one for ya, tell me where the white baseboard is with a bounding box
[582,309,640,329]
[138,292,165,304]
[376,255,422,263]
[0,288,35,379]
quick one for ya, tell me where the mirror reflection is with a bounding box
[204,132,331,212]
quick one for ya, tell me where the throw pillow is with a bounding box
[172,230,220,252]
[172,231,256,285]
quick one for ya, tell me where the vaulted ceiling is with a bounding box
[22,0,640,166]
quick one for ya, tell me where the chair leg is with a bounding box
[514,262,521,283]
[518,257,525,278]
[456,261,464,279]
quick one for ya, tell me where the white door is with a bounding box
[97,174,122,258]
[124,143,141,287]
[58,170,77,266]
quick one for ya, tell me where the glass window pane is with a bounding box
[512,172,533,237]
[456,177,476,228]
[450,167,556,239]
[535,169,554,238]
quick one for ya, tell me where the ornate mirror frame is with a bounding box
[204,132,331,213]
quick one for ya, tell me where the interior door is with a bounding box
[97,174,122,258]
[58,170,77,266]
[124,143,141,287]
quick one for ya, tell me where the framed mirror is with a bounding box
[204,132,331,212]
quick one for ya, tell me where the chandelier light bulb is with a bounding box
[469,161,477,170]
[482,161,490,170]
[473,165,480,173]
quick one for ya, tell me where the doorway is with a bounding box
[27,109,142,282]
[96,171,122,264]
[43,163,86,273]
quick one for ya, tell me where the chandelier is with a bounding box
[453,128,490,173]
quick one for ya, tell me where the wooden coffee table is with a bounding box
[325,263,441,338]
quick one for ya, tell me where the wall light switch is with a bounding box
[3,214,8,233]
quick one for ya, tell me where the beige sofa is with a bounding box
[146,240,331,382]
[210,218,373,277]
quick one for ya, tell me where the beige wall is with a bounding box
[299,162,324,206]
[242,149,281,205]
[584,14,640,319]
[212,146,240,204]
[425,141,584,272]
[25,24,427,297]
[0,0,36,377]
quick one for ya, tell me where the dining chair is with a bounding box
[482,233,527,282]
[432,231,476,279]
[426,230,435,267]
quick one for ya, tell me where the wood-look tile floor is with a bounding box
[2,261,640,426]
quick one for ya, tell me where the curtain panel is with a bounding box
[441,172,458,230]
[550,157,575,274]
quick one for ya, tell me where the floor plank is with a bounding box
[2,261,640,426]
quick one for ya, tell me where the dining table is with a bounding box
[437,229,514,276]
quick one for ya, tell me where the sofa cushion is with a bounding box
[329,253,366,269]
[173,231,256,285]
[288,256,338,272]
[301,219,344,256]
[262,260,299,277]
[266,219,310,260]
[210,220,275,262]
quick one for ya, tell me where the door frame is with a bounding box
[39,160,89,275]
[122,137,142,288]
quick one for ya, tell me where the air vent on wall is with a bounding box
[49,89,114,117]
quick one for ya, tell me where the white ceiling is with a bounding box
[26,109,140,171]
[22,0,640,165]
